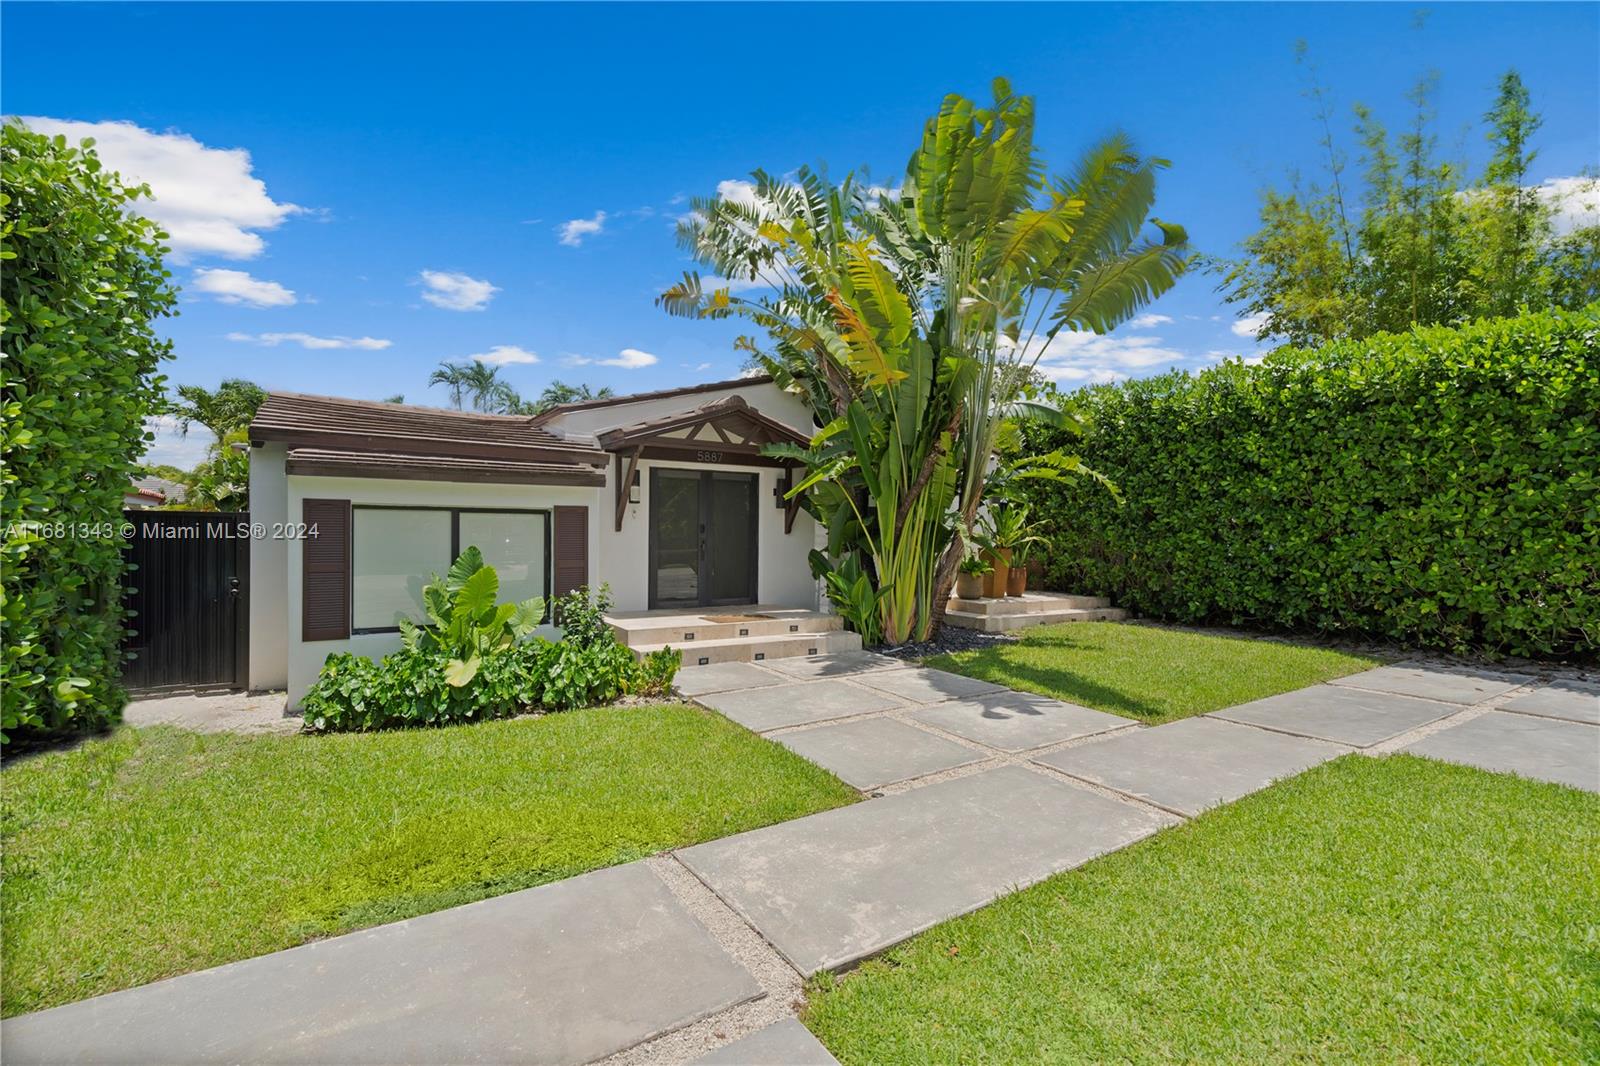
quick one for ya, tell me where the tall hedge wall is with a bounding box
[1024,307,1599,659]
[1,122,176,741]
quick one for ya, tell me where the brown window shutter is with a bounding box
[302,498,351,641]
[552,505,589,598]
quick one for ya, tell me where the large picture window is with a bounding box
[351,507,550,633]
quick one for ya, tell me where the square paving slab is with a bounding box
[852,666,1007,705]
[1500,680,1600,725]
[695,679,906,733]
[762,652,912,681]
[673,660,786,697]
[1036,716,1344,816]
[692,1019,840,1065]
[1329,664,1527,704]
[1403,711,1599,792]
[910,691,1133,752]
[777,717,984,790]
[0,863,759,1066]
[1212,683,1458,747]
[678,765,1172,975]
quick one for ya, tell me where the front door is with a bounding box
[649,469,758,609]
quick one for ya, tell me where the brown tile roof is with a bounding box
[528,374,774,425]
[249,392,607,467]
[284,449,607,487]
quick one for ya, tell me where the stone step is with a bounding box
[611,614,841,646]
[632,629,863,667]
[943,606,1128,633]
[947,592,1111,616]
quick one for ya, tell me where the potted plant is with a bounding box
[955,554,991,600]
[985,503,1050,597]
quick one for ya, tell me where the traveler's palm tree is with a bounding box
[660,79,1188,641]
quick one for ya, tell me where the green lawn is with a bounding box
[929,622,1378,722]
[805,755,1600,1064]
[1,704,857,1016]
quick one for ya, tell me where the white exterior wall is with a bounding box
[283,475,600,706]
[247,443,289,690]
[596,456,818,611]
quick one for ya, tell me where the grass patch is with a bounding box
[1,703,856,1015]
[929,622,1378,722]
[805,755,1600,1064]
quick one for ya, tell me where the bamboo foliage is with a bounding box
[659,79,1188,643]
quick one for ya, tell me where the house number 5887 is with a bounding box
[695,450,723,463]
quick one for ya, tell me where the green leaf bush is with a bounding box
[1022,307,1599,658]
[303,575,683,732]
[1,121,177,743]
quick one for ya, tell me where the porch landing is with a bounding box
[608,605,862,666]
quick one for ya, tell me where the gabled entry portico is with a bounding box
[596,394,814,610]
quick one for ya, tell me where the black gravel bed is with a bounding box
[869,624,1018,662]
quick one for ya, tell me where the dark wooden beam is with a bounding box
[614,447,642,532]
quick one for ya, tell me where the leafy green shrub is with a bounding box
[1022,308,1599,658]
[397,546,544,687]
[634,648,683,698]
[303,569,682,732]
[1,121,178,743]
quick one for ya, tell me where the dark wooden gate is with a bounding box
[122,511,249,692]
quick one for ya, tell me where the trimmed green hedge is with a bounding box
[1,122,176,741]
[1024,307,1599,658]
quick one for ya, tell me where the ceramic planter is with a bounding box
[1006,565,1027,596]
[981,548,1011,598]
[954,572,985,600]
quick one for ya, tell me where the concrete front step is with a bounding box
[944,606,1128,633]
[608,605,843,647]
[634,629,863,667]
[947,591,1111,616]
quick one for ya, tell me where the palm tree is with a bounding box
[428,362,469,409]
[660,79,1188,641]
[171,379,266,439]
[534,380,614,413]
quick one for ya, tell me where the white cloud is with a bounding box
[467,345,539,366]
[1231,313,1269,339]
[558,211,608,247]
[418,270,498,311]
[227,331,391,350]
[1129,313,1173,329]
[715,180,760,208]
[565,347,659,370]
[1038,365,1126,386]
[1028,329,1191,387]
[141,414,214,468]
[1540,176,1600,235]
[191,268,296,308]
[19,117,301,261]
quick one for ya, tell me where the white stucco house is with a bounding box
[248,375,840,705]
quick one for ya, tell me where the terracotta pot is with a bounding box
[1006,566,1027,596]
[954,572,985,600]
[981,548,1011,598]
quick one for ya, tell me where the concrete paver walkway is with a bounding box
[1402,710,1599,791]
[9,653,1595,1066]
[679,765,1173,975]
[1038,716,1344,815]
[3,863,760,1065]
[774,717,981,790]
[1212,683,1459,747]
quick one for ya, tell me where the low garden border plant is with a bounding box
[303,550,679,731]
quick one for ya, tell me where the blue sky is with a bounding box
[3,2,1597,466]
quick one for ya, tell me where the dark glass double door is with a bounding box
[649,469,758,608]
